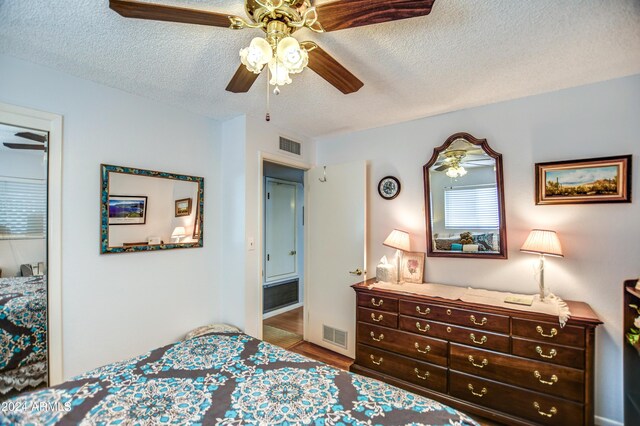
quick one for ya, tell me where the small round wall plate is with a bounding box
[378,176,401,200]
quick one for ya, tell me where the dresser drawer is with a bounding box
[357,322,448,367]
[450,343,584,402]
[357,292,398,312]
[357,307,398,328]
[450,371,584,426]
[400,300,509,333]
[512,318,585,347]
[399,316,510,353]
[356,344,447,393]
[512,337,585,369]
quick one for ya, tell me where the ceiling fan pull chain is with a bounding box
[266,66,271,122]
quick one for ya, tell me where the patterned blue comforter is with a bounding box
[0,332,478,425]
[0,276,47,394]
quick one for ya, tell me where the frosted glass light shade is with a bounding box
[240,37,273,73]
[383,229,411,252]
[277,36,308,74]
[520,229,563,257]
[268,58,292,86]
[446,166,467,178]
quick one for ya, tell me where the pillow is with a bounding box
[434,237,461,250]
[183,324,241,340]
[473,233,495,251]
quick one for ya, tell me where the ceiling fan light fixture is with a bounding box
[268,58,292,86]
[240,37,273,73]
[277,36,308,74]
[446,166,467,178]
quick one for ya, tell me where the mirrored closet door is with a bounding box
[0,123,48,399]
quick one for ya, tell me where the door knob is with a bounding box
[289,250,297,255]
[349,268,364,276]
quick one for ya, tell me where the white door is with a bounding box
[305,161,366,358]
[265,178,297,282]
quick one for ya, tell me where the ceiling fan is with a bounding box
[2,132,47,151]
[109,0,436,95]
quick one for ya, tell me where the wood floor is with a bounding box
[262,307,501,426]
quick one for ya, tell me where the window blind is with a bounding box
[444,185,499,229]
[0,177,46,239]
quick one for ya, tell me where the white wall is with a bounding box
[0,149,46,277]
[219,115,314,337]
[0,54,223,378]
[316,74,640,425]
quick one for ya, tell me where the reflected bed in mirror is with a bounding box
[100,164,204,254]
[423,132,507,259]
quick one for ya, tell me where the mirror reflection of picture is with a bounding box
[108,195,147,225]
[175,198,192,217]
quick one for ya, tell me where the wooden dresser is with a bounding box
[351,279,602,426]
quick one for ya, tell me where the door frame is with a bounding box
[0,102,63,385]
[257,152,311,340]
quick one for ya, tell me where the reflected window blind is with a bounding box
[0,177,46,239]
[444,185,498,229]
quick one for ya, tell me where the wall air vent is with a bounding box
[279,136,301,155]
[322,325,348,349]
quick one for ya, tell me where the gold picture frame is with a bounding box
[535,155,631,205]
[402,251,425,283]
[175,198,192,217]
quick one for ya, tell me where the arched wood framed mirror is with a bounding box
[423,132,507,259]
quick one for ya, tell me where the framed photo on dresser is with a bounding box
[401,251,425,283]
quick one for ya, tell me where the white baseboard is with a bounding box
[263,302,303,319]
[595,415,623,426]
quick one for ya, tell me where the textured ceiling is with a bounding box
[1,0,639,139]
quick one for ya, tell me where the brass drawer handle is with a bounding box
[534,371,558,385]
[370,313,384,322]
[536,325,558,338]
[414,342,431,354]
[416,306,431,315]
[535,346,557,359]
[533,402,557,418]
[416,322,430,333]
[414,368,430,380]
[469,333,487,345]
[470,315,487,326]
[468,355,488,368]
[369,355,383,365]
[370,331,384,342]
[468,384,487,397]
[371,298,383,307]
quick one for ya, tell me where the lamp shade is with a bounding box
[171,226,186,238]
[383,229,411,252]
[277,36,308,74]
[520,229,563,257]
[240,37,273,74]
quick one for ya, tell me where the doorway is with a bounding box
[0,122,48,399]
[262,161,305,349]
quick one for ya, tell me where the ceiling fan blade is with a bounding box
[316,0,435,32]
[226,65,261,93]
[3,143,46,151]
[109,0,239,28]
[302,42,363,94]
[15,132,46,143]
[434,164,449,171]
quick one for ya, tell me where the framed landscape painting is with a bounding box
[535,155,632,205]
[108,195,147,225]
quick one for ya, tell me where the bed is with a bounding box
[0,329,478,425]
[0,276,47,395]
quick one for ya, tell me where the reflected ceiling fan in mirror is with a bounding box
[109,0,436,96]
[433,138,493,177]
[2,132,47,152]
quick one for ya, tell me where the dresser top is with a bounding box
[353,278,602,326]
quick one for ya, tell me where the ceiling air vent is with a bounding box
[323,325,347,349]
[279,136,301,155]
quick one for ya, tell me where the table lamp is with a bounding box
[383,229,411,284]
[171,226,186,243]
[520,229,563,300]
